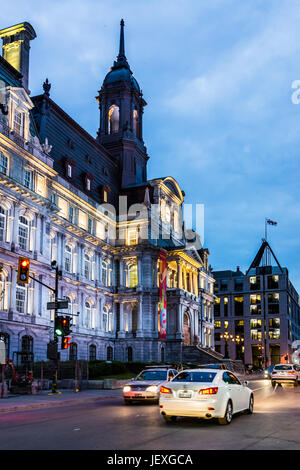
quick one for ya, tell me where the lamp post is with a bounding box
[220,332,234,359]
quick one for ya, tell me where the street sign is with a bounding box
[0,341,5,365]
[47,300,69,310]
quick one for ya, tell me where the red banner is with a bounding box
[158,250,167,339]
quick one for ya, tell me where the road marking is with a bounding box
[252,385,271,392]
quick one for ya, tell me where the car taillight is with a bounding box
[199,387,218,395]
[160,386,172,394]
[272,371,277,375]
[288,371,295,375]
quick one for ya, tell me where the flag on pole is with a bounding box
[266,219,277,226]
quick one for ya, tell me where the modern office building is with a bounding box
[213,240,300,367]
[0,21,215,364]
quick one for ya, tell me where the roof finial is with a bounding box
[117,18,126,63]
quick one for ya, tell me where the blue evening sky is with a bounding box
[2,0,300,290]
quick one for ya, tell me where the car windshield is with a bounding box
[172,371,216,383]
[274,365,293,370]
[136,370,168,381]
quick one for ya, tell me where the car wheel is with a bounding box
[246,394,254,414]
[218,401,233,425]
[271,381,276,388]
[294,381,298,387]
[162,415,177,423]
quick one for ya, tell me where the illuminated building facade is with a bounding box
[213,241,300,367]
[0,21,215,363]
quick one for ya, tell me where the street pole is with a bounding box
[51,264,60,394]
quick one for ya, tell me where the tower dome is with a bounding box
[102,19,140,92]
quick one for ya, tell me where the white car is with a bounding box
[123,366,178,404]
[159,368,254,425]
[271,363,300,387]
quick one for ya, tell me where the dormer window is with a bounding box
[86,178,91,191]
[67,164,72,178]
[133,109,139,137]
[102,185,110,203]
[14,110,24,136]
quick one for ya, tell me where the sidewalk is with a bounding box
[0,388,122,413]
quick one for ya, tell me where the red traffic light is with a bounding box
[17,257,30,284]
[61,336,71,349]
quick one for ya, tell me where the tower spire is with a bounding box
[116,19,128,67]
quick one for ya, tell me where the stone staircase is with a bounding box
[182,345,224,365]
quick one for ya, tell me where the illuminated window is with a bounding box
[65,245,72,273]
[0,207,6,242]
[84,253,91,280]
[133,109,139,136]
[24,169,33,190]
[18,216,29,250]
[108,105,119,134]
[103,189,108,203]
[250,276,260,290]
[16,285,27,314]
[14,110,24,136]
[224,297,228,317]
[86,178,91,191]
[127,228,138,246]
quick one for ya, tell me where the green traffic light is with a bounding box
[55,328,63,336]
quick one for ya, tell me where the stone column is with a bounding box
[136,296,143,337]
[176,302,183,339]
[118,302,126,338]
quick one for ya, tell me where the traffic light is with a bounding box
[17,257,30,284]
[54,316,71,337]
[61,316,71,336]
[54,316,64,337]
[61,336,71,349]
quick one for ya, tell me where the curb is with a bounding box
[0,393,120,413]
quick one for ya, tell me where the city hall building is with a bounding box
[0,21,215,364]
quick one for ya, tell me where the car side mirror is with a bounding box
[243,380,248,386]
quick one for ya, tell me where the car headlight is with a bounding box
[146,385,158,393]
[123,386,131,392]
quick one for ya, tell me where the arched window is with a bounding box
[69,342,77,361]
[84,253,91,280]
[21,335,33,362]
[65,245,72,273]
[89,344,96,361]
[127,346,133,362]
[107,345,113,361]
[0,207,7,242]
[133,109,139,137]
[108,105,119,134]
[18,216,30,250]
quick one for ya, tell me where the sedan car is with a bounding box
[271,364,300,387]
[123,366,178,404]
[159,368,254,425]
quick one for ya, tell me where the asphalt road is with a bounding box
[0,379,299,450]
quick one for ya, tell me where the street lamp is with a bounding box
[220,332,234,359]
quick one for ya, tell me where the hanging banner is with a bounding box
[158,250,167,339]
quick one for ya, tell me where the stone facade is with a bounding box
[0,21,215,364]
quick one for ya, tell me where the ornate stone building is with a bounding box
[0,21,215,363]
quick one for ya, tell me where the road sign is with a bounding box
[47,300,69,310]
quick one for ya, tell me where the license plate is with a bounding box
[134,394,142,397]
[179,392,192,398]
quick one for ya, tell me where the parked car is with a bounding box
[122,365,178,404]
[271,364,300,387]
[159,368,254,425]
